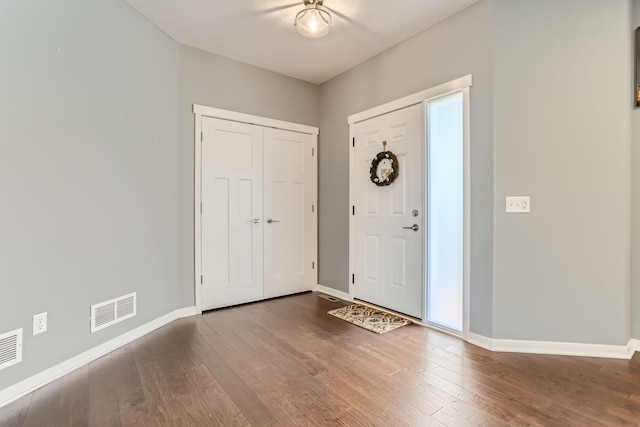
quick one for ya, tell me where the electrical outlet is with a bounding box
[33,312,47,336]
[506,196,531,213]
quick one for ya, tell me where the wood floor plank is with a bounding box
[199,327,314,425]
[0,393,32,427]
[5,292,640,426]
[87,355,122,427]
[131,324,220,426]
[165,321,250,426]
[175,324,279,426]
[22,377,64,427]
[139,385,177,426]
[232,304,438,426]
[184,363,250,427]
[428,365,554,416]
[487,354,633,425]
[60,365,90,427]
[431,403,511,427]
[216,309,373,426]
[110,345,149,425]
[414,368,519,423]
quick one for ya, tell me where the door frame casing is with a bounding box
[193,105,319,314]
[347,75,472,340]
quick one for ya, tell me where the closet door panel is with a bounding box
[201,117,264,310]
[263,128,313,298]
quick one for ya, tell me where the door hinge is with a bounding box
[352,274,355,284]
[201,131,203,142]
[352,205,355,216]
[200,203,203,214]
[312,147,315,156]
[312,261,315,269]
[200,275,203,284]
[352,137,355,147]
[312,204,315,213]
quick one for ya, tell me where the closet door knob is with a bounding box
[253,218,260,224]
[267,218,281,224]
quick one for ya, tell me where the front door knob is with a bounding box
[402,224,419,232]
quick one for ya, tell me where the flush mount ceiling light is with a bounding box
[294,0,332,39]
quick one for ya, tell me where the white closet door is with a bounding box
[201,117,264,310]
[352,104,424,318]
[263,128,314,298]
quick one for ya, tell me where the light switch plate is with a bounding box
[506,196,530,213]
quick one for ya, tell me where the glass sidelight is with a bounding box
[426,91,464,332]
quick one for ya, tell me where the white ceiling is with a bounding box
[124,0,480,85]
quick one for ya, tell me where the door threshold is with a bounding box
[353,298,422,323]
[354,298,463,340]
[420,321,463,340]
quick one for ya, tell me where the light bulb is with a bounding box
[295,3,331,39]
[309,12,318,33]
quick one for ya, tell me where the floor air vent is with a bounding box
[0,329,23,371]
[318,293,340,303]
[91,292,136,333]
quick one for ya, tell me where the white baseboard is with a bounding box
[0,306,197,409]
[314,284,352,302]
[467,332,636,360]
[466,332,494,351]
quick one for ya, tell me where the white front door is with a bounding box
[352,104,424,318]
[201,117,264,310]
[263,128,314,298]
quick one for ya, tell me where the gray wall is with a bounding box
[317,1,495,336]
[633,0,640,339]
[0,0,180,389]
[0,0,319,391]
[492,0,632,344]
[176,46,320,308]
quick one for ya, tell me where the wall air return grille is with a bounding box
[91,292,136,333]
[0,328,23,371]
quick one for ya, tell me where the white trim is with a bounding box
[0,306,197,409]
[194,111,203,315]
[467,332,636,360]
[314,284,353,302]
[312,134,319,287]
[629,338,640,353]
[466,332,494,351]
[462,86,472,342]
[348,123,356,304]
[193,105,319,313]
[421,101,428,323]
[193,105,319,136]
[348,75,472,125]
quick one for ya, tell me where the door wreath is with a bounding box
[369,142,399,186]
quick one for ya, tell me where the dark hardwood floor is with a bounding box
[2,292,640,426]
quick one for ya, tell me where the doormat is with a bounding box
[328,304,411,334]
